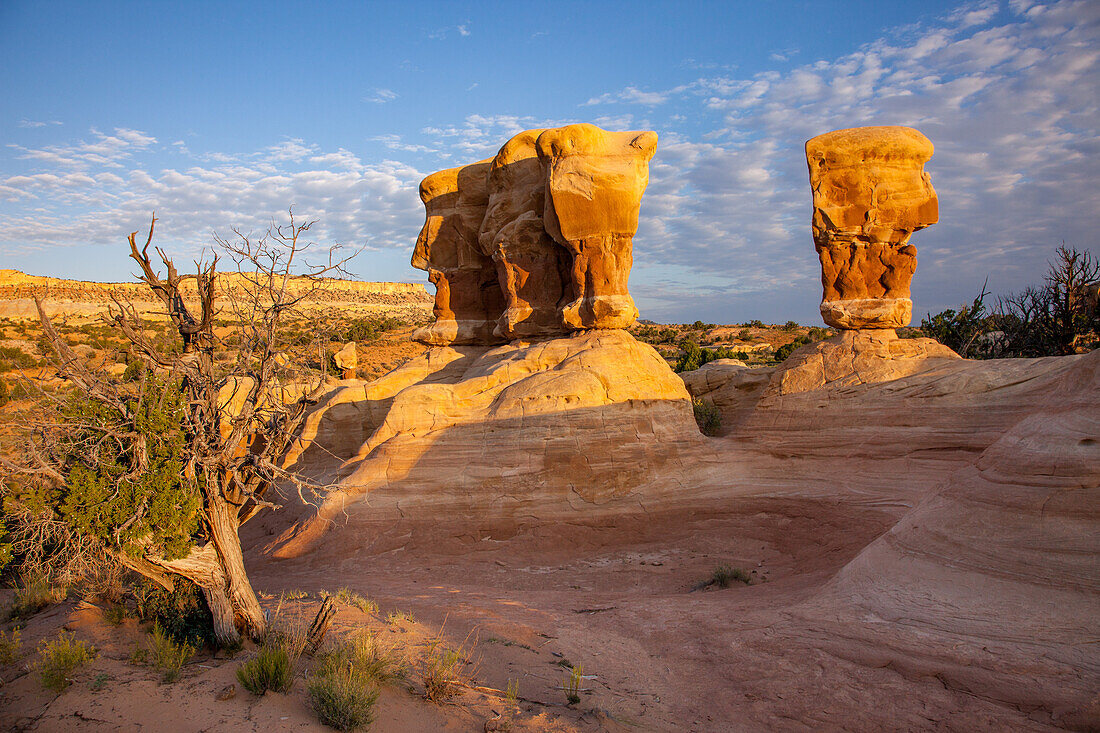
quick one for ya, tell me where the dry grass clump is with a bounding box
[10,574,66,619]
[0,629,22,665]
[149,624,194,682]
[37,630,96,691]
[306,632,401,731]
[307,667,380,731]
[421,641,471,702]
[563,664,583,705]
[333,587,378,615]
[237,644,295,695]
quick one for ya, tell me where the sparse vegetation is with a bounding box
[696,564,752,590]
[564,664,583,705]
[149,624,194,682]
[237,643,295,695]
[37,630,96,692]
[10,574,66,618]
[308,666,380,731]
[386,610,416,625]
[922,245,1099,358]
[334,587,378,614]
[0,628,22,665]
[421,642,467,702]
[692,397,722,436]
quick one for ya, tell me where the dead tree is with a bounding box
[6,211,353,646]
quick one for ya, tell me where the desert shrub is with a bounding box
[337,316,404,343]
[37,630,96,691]
[237,644,295,695]
[421,643,466,702]
[744,319,765,329]
[121,360,144,382]
[149,624,194,682]
[563,664,583,705]
[709,565,751,588]
[135,580,216,649]
[0,629,22,665]
[675,340,745,373]
[315,632,404,687]
[308,667,380,731]
[692,397,721,436]
[0,345,37,373]
[102,603,129,626]
[920,283,992,358]
[774,335,812,363]
[10,574,66,618]
[782,320,800,331]
[334,587,378,614]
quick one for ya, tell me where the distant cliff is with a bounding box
[0,269,432,320]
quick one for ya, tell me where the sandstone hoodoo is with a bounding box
[480,128,570,339]
[412,122,658,343]
[537,123,657,330]
[410,160,505,346]
[806,125,938,330]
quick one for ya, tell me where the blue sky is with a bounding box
[1,0,1097,325]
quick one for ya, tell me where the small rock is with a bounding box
[216,684,236,701]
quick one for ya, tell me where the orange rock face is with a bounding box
[537,123,657,330]
[479,129,573,339]
[411,160,506,345]
[806,126,938,329]
[412,123,658,340]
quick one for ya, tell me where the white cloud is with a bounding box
[366,88,399,104]
[18,119,63,129]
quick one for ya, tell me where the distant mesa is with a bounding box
[411,122,657,344]
[806,125,938,330]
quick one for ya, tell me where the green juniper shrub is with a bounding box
[692,397,721,436]
[774,335,812,363]
[135,580,216,649]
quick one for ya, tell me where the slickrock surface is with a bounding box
[807,126,938,329]
[270,329,701,557]
[764,328,959,395]
[251,342,1098,730]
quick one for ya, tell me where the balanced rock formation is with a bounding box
[806,126,938,330]
[479,129,572,339]
[412,123,658,341]
[411,160,506,345]
[332,342,357,379]
[537,123,657,330]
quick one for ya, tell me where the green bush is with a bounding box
[135,580,216,649]
[308,667,380,731]
[692,397,721,436]
[675,340,746,373]
[315,632,404,687]
[710,565,752,588]
[37,631,96,692]
[237,644,295,695]
[0,629,22,665]
[150,624,194,682]
[774,335,812,363]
